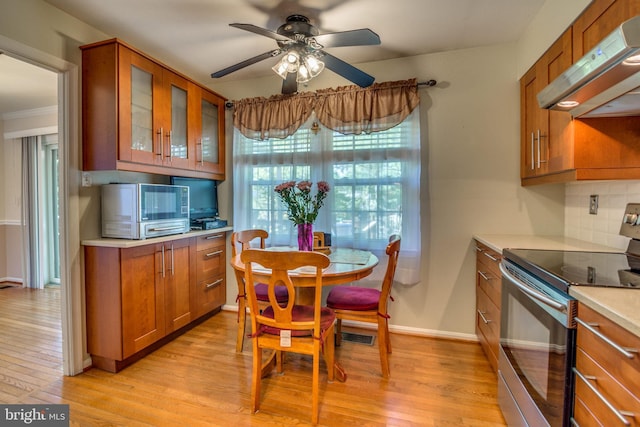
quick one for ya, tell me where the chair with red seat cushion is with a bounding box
[326,234,401,378]
[242,249,335,424]
[231,229,290,352]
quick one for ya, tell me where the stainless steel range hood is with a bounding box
[537,15,640,118]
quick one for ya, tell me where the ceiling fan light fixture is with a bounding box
[303,54,324,77]
[272,51,300,79]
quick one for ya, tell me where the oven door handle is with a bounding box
[499,262,566,313]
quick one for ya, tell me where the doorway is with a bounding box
[0,47,79,375]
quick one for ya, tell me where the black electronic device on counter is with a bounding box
[190,217,228,230]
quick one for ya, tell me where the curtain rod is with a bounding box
[225,79,437,108]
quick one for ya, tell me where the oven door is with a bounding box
[498,261,576,427]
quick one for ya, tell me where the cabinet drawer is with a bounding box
[575,347,640,426]
[196,273,225,316]
[476,286,500,371]
[197,246,225,280]
[196,232,226,251]
[573,394,604,427]
[576,304,640,394]
[476,243,502,271]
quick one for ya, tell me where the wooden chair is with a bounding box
[230,229,289,352]
[326,234,401,378]
[241,249,334,424]
[313,231,324,248]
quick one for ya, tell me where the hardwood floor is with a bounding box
[1,286,506,426]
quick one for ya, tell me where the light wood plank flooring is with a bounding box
[1,286,506,426]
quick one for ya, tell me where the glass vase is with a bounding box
[297,223,314,251]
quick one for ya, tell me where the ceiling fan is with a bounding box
[211,14,381,94]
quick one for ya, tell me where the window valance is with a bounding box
[233,78,419,140]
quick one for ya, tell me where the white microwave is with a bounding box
[101,183,190,239]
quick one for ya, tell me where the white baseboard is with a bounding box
[221,305,479,343]
[0,277,23,284]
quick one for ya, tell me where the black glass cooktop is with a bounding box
[504,248,640,292]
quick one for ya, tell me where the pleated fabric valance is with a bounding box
[233,78,419,140]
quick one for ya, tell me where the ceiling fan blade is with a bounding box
[230,23,291,42]
[282,72,298,94]
[211,49,282,78]
[321,53,375,87]
[313,29,381,48]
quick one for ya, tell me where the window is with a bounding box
[233,110,421,285]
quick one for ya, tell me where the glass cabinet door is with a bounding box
[195,88,225,177]
[162,71,191,169]
[118,47,164,165]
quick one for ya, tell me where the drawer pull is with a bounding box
[575,317,638,359]
[475,246,483,252]
[477,310,491,324]
[205,250,223,258]
[483,252,498,262]
[478,271,493,281]
[570,418,579,427]
[206,278,223,289]
[573,367,634,425]
[205,234,224,240]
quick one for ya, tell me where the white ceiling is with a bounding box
[1,0,546,115]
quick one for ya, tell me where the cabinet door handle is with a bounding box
[573,367,634,425]
[478,271,492,281]
[198,139,204,166]
[477,310,491,324]
[483,252,498,262]
[205,250,223,258]
[575,317,637,359]
[531,132,535,170]
[205,234,224,240]
[166,130,173,160]
[537,129,541,169]
[206,278,223,289]
[161,245,166,278]
[156,127,164,157]
[170,244,175,276]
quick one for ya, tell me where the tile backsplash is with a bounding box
[565,181,640,250]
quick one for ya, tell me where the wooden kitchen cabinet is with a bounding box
[81,38,226,180]
[84,232,226,372]
[572,0,640,61]
[474,241,502,373]
[521,0,640,186]
[192,84,226,176]
[573,303,640,426]
[194,232,226,318]
[520,30,573,182]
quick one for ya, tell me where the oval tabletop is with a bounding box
[231,247,379,288]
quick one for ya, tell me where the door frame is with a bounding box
[0,34,84,376]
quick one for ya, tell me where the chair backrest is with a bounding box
[379,235,401,312]
[231,229,268,257]
[313,232,325,248]
[241,249,330,333]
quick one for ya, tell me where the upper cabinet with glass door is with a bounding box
[192,84,225,177]
[81,39,226,180]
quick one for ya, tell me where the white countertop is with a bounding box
[82,226,233,248]
[473,234,621,254]
[473,234,640,337]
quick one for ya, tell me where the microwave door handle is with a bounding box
[148,225,185,232]
[499,262,566,312]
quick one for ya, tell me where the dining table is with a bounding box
[230,246,379,381]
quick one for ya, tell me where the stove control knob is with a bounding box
[625,213,639,224]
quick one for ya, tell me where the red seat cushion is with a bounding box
[260,305,336,336]
[326,286,380,311]
[255,283,289,303]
